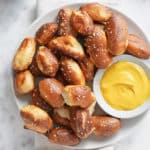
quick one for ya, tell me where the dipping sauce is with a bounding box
[100,61,150,110]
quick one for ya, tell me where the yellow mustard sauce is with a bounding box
[100,61,150,110]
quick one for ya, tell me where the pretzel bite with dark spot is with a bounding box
[49,35,85,60]
[52,106,70,128]
[105,13,128,55]
[20,105,53,134]
[36,46,59,77]
[85,25,112,68]
[62,85,95,108]
[127,34,150,58]
[13,38,36,71]
[60,57,85,85]
[39,78,64,108]
[70,107,93,139]
[32,88,53,114]
[92,116,121,136]
[80,3,112,22]
[29,57,43,76]
[55,71,68,85]
[71,10,94,36]
[78,57,95,81]
[48,127,80,146]
[35,23,58,45]
[15,70,34,94]
[57,8,77,37]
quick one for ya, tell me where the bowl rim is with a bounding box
[93,54,150,119]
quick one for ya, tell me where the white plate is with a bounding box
[11,2,150,150]
[94,54,150,119]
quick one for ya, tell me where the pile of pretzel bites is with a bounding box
[12,3,150,146]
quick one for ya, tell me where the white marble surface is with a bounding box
[0,0,150,150]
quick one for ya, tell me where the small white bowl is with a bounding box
[93,54,150,119]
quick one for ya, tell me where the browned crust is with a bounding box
[32,88,53,114]
[47,127,80,146]
[20,105,53,134]
[13,38,36,71]
[60,57,85,85]
[80,3,112,22]
[57,8,77,37]
[15,70,34,94]
[92,116,121,136]
[70,107,93,139]
[105,13,128,55]
[78,57,95,81]
[39,78,64,108]
[127,34,150,58]
[35,23,58,45]
[29,57,43,76]
[48,35,85,60]
[63,85,95,108]
[52,112,70,128]
[36,46,59,77]
[85,25,112,68]
[71,10,94,36]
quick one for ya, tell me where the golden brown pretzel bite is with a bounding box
[20,105,53,134]
[62,85,95,108]
[70,107,93,139]
[78,57,95,81]
[49,35,85,59]
[52,106,70,128]
[85,25,112,68]
[105,13,128,55]
[48,127,80,146]
[39,78,64,108]
[15,70,34,94]
[127,34,150,58]
[57,8,77,37]
[80,3,112,22]
[92,116,121,136]
[13,38,36,71]
[36,46,59,77]
[32,88,53,114]
[71,10,94,36]
[35,23,58,45]
[60,57,85,85]
[29,57,43,76]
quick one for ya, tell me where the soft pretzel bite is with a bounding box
[71,10,94,36]
[62,85,95,108]
[52,106,70,128]
[13,38,36,71]
[80,3,112,22]
[105,13,128,55]
[15,70,34,94]
[55,71,68,85]
[70,107,93,139]
[60,57,85,85]
[20,105,53,134]
[92,116,121,136]
[32,88,53,114]
[36,46,59,77]
[39,78,64,108]
[85,25,112,68]
[49,35,85,59]
[57,8,77,37]
[35,23,58,45]
[48,127,80,146]
[29,57,43,76]
[127,34,150,58]
[86,101,96,115]
[78,57,95,81]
